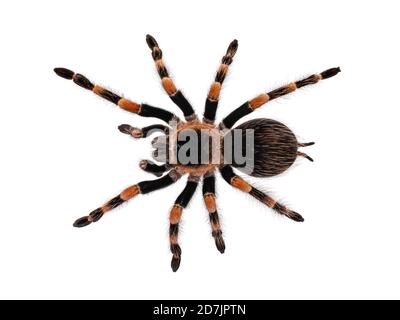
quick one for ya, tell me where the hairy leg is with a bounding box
[220,67,341,129]
[202,172,225,253]
[219,165,304,222]
[168,175,199,271]
[145,35,196,120]
[73,170,181,227]
[54,68,180,124]
[203,39,238,123]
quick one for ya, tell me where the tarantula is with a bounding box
[54,35,340,272]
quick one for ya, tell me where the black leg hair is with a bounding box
[202,172,225,253]
[169,175,199,272]
[203,39,238,124]
[118,124,169,139]
[145,35,197,120]
[219,165,304,222]
[139,160,169,177]
[54,68,181,124]
[220,67,341,129]
[73,170,181,228]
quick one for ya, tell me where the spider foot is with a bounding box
[285,210,305,223]
[171,255,181,272]
[54,67,74,79]
[73,216,92,228]
[215,236,226,254]
[170,244,182,272]
[118,124,143,138]
[212,230,225,254]
[73,208,104,228]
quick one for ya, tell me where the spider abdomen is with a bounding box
[230,118,298,177]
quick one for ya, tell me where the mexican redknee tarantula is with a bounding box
[54,35,340,272]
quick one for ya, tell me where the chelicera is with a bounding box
[54,35,340,272]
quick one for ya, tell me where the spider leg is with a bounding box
[203,39,238,124]
[202,172,225,253]
[139,160,169,177]
[118,124,169,139]
[145,35,197,121]
[53,68,181,124]
[220,67,341,129]
[73,170,181,227]
[219,165,304,222]
[169,175,199,272]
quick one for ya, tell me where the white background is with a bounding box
[0,0,399,299]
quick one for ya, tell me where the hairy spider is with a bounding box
[54,35,340,272]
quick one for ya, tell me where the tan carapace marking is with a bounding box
[208,82,222,101]
[204,193,217,213]
[168,121,223,168]
[176,164,216,176]
[176,120,216,132]
[249,93,270,109]
[231,176,252,193]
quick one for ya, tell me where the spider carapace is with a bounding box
[54,35,340,271]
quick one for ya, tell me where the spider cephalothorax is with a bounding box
[54,34,340,271]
